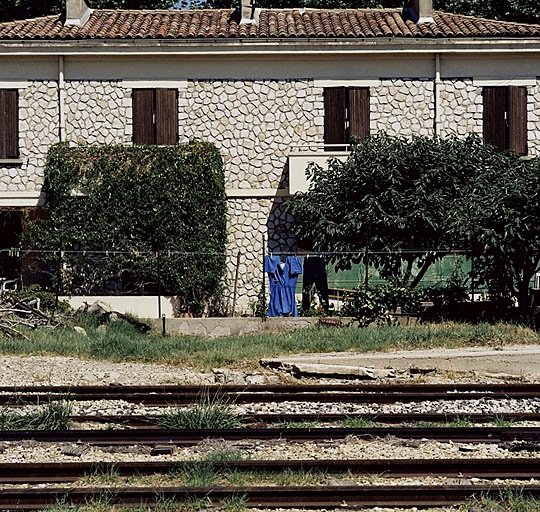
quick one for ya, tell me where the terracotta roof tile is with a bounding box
[1,8,540,41]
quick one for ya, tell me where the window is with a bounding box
[324,87,369,149]
[0,89,18,159]
[483,86,527,155]
[132,88,178,145]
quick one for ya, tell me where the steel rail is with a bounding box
[1,459,540,483]
[2,383,540,393]
[1,427,540,444]
[1,391,538,405]
[69,412,540,427]
[1,485,540,509]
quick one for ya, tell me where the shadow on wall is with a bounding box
[267,160,296,256]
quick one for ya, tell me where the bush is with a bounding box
[24,141,227,316]
[5,284,71,314]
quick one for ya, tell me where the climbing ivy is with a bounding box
[24,141,228,316]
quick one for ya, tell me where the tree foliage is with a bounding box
[0,0,176,23]
[24,141,228,316]
[189,0,540,24]
[288,134,540,317]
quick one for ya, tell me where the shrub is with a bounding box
[24,141,227,316]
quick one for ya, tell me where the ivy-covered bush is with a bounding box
[24,141,227,316]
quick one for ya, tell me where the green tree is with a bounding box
[288,134,475,288]
[450,152,540,320]
[0,0,176,23]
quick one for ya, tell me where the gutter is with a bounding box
[434,53,441,136]
[1,38,540,55]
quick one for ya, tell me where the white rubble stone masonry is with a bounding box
[65,80,132,145]
[227,197,296,306]
[180,79,324,188]
[182,79,323,307]
[0,81,59,193]
[370,79,435,137]
[439,79,483,138]
[527,82,540,156]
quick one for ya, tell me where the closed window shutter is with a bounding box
[348,87,370,142]
[155,89,178,146]
[507,86,528,156]
[0,90,18,159]
[324,87,346,148]
[132,89,155,144]
[483,87,507,152]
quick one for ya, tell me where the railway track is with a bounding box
[2,426,540,444]
[69,412,540,427]
[0,484,539,509]
[2,458,540,483]
[1,382,539,405]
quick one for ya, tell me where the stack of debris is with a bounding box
[0,296,60,339]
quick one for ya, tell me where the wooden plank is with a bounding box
[155,89,178,145]
[0,90,18,159]
[508,86,528,156]
[483,86,507,152]
[324,87,346,149]
[348,87,370,142]
[132,89,155,144]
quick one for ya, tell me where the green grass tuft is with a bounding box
[157,390,241,430]
[0,400,71,430]
[341,417,378,428]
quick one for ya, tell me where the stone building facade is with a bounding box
[1,74,540,307]
[1,3,540,312]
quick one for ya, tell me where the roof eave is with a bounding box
[1,37,540,55]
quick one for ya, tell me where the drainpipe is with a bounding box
[434,53,441,137]
[58,55,66,142]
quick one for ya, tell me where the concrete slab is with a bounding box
[261,344,540,379]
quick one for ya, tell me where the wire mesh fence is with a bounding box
[0,247,484,318]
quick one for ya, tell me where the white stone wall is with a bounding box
[0,81,59,193]
[65,80,131,145]
[370,79,434,137]
[227,197,295,305]
[527,83,540,156]
[181,79,324,189]
[439,79,483,138]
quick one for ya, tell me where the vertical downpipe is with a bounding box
[434,53,441,137]
[58,56,66,142]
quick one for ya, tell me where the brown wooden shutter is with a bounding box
[508,86,528,156]
[132,89,155,144]
[324,87,346,149]
[0,90,18,159]
[348,87,370,142]
[155,89,178,145]
[483,87,507,152]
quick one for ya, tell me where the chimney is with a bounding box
[411,0,433,22]
[240,0,260,25]
[66,0,92,26]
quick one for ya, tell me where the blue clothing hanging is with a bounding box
[264,255,303,317]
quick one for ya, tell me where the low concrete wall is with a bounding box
[60,296,174,318]
[156,317,320,338]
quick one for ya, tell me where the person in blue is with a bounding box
[264,255,303,317]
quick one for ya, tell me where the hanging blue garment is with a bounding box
[264,255,303,317]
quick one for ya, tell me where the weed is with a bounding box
[493,415,515,427]
[274,468,327,486]
[341,417,378,428]
[222,494,248,512]
[448,416,473,428]
[205,449,252,462]
[0,400,71,430]
[84,462,119,485]
[178,461,220,487]
[157,390,241,430]
[279,420,319,429]
[460,488,540,512]
[4,319,539,370]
